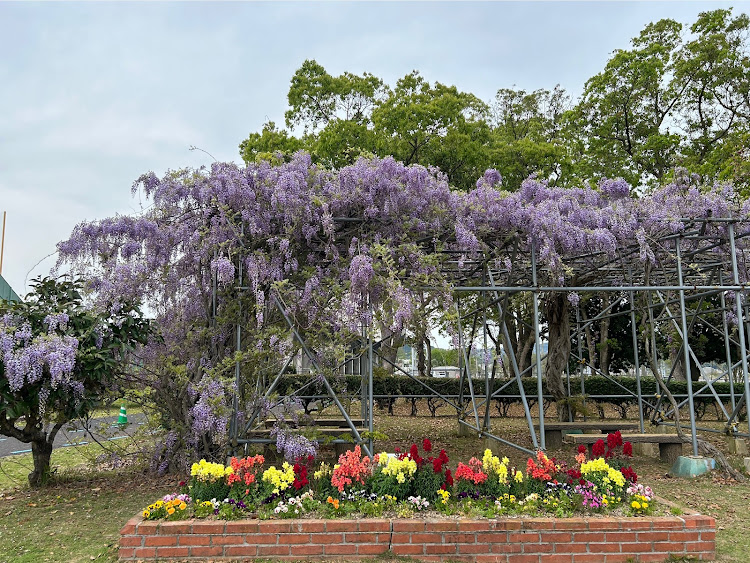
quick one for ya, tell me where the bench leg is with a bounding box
[335,442,355,459]
[659,442,683,465]
[544,429,563,450]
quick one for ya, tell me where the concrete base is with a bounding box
[484,436,502,457]
[744,457,750,475]
[634,442,659,457]
[458,421,474,437]
[726,437,749,455]
[670,455,715,478]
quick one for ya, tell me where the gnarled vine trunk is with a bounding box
[544,293,571,421]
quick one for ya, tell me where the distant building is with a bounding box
[0,274,20,302]
[431,365,460,378]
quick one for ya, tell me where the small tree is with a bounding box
[0,277,150,486]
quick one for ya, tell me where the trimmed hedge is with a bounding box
[272,373,747,420]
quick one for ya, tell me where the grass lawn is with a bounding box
[0,402,747,562]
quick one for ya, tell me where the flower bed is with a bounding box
[121,434,716,561]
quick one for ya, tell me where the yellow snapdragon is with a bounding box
[262,462,295,494]
[190,459,233,482]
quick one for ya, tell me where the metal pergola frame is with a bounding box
[224,216,750,459]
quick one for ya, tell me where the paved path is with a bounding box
[0,412,146,457]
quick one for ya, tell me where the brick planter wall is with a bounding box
[120,514,715,562]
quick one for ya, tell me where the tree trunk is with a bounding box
[599,293,611,376]
[544,293,571,421]
[29,438,53,487]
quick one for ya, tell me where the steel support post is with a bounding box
[531,243,546,450]
[729,222,750,436]
[675,237,699,455]
[629,291,645,433]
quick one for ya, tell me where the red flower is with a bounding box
[394,446,401,453]
[607,431,623,449]
[422,438,432,452]
[621,466,638,484]
[443,469,453,488]
[409,443,419,458]
[592,439,606,457]
[433,457,444,473]
[438,449,449,464]
[577,445,587,455]
[623,441,633,457]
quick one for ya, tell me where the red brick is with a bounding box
[458,543,490,554]
[588,519,620,531]
[503,555,540,562]
[586,542,620,553]
[630,554,676,562]
[291,544,324,556]
[325,520,354,532]
[508,532,541,543]
[477,532,510,543]
[392,544,424,555]
[523,542,553,553]
[178,535,211,546]
[602,555,636,563]
[137,521,160,535]
[572,531,607,543]
[491,542,522,554]
[155,546,189,557]
[555,543,587,553]
[669,530,701,542]
[603,531,637,542]
[324,544,358,555]
[525,518,556,529]
[684,515,714,528]
[393,520,425,532]
[651,518,683,529]
[225,545,258,557]
[541,556,574,563]
[494,520,523,531]
[257,544,291,556]
[119,536,143,547]
[411,532,444,543]
[637,531,670,542]
[554,519,589,530]
[133,547,157,558]
[391,532,411,543]
[359,519,390,532]
[212,534,243,545]
[620,519,652,530]
[425,519,459,531]
[245,533,277,544]
[277,532,310,544]
[459,520,490,531]
[296,520,325,533]
[344,532,378,543]
[426,543,458,554]
[120,517,140,535]
[193,522,225,534]
[686,541,713,552]
[225,520,259,533]
[315,532,344,544]
[619,542,654,553]
[159,521,192,534]
[574,554,610,562]
[144,535,178,547]
[474,555,505,563]
[118,547,135,559]
[700,530,716,540]
[541,532,572,542]
[650,541,687,553]
[189,545,223,557]
[358,543,389,555]
[258,520,293,533]
[444,532,477,543]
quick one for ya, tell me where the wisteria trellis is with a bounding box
[57,154,750,463]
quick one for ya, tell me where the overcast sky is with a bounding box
[0,0,741,296]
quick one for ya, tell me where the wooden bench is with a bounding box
[564,433,685,465]
[534,421,640,449]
